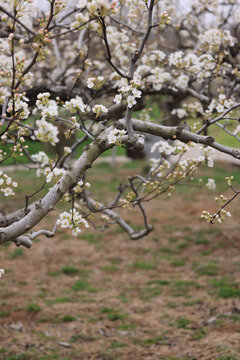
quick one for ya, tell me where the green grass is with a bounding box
[71,279,90,291]
[8,248,25,259]
[195,236,209,245]
[3,354,30,360]
[140,285,162,300]
[176,317,191,329]
[61,314,76,322]
[45,297,71,306]
[170,280,200,297]
[131,260,157,270]
[209,277,240,298]
[0,310,11,317]
[61,265,79,276]
[217,287,240,299]
[100,307,127,322]
[146,279,169,286]
[170,259,186,267]
[25,303,42,313]
[118,324,137,331]
[196,261,219,276]
[190,328,207,340]
[71,279,97,293]
[140,335,166,346]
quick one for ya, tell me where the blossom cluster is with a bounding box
[45,168,66,183]
[32,151,49,165]
[0,171,18,197]
[198,146,215,167]
[64,95,89,114]
[201,209,231,223]
[107,128,126,144]
[72,179,91,195]
[34,119,59,146]
[87,76,104,89]
[92,104,108,116]
[207,94,235,115]
[199,29,235,51]
[57,208,89,237]
[35,92,58,120]
[7,94,30,120]
[205,178,216,190]
[114,81,142,108]
[151,140,176,156]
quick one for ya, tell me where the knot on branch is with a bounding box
[175,126,183,139]
[132,49,139,62]
[233,150,240,159]
[127,133,145,151]
[0,231,6,244]
[205,136,215,144]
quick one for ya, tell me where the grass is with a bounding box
[0,310,11,317]
[176,317,191,329]
[209,277,240,298]
[1,161,240,359]
[61,314,76,322]
[131,260,157,270]
[61,265,79,276]
[170,259,186,267]
[25,303,42,313]
[45,297,71,306]
[170,280,200,297]
[71,279,92,292]
[100,307,128,322]
[140,285,162,300]
[8,248,24,259]
[139,335,166,346]
[196,261,219,276]
[190,328,207,340]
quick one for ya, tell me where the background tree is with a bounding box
[0,0,239,254]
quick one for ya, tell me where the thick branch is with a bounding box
[0,127,114,244]
[118,118,240,160]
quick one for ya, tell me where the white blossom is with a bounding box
[32,151,49,165]
[0,269,4,278]
[64,96,88,113]
[176,74,189,88]
[8,96,30,119]
[92,104,108,115]
[171,108,187,119]
[46,168,66,183]
[113,94,122,104]
[107,128,127,144]
[151,140,175,156]
[206,178,216,190]
[127,95,137,108]
[199,146,215,167]
[200,29,235,51]
[76,0,88,9]
[34,120,59,146]
[57,209,89,237]
[2,187,14,196]
[64,147,72,155]
[35,92,58,119]
[169,51,183,66]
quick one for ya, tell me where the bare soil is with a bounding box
[0,161,240,360]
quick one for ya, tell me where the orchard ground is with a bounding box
[0,160,240,360]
